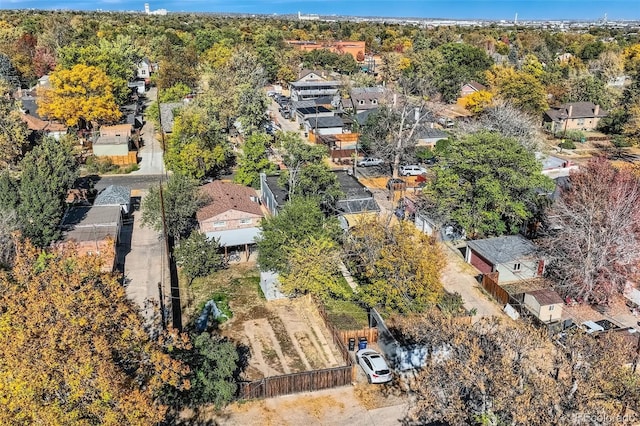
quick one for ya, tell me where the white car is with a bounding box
[358,157,384,167]
[356,349,393,384]
[400,165,427,176]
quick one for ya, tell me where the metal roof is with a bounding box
[205,227,261,247]
[94,185,131,206]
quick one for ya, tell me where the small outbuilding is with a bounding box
[523,288,564,323]
[94,185,132,215]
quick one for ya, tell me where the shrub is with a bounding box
[85,156,117,174]
[559,139,576,149]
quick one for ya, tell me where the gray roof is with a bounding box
[61,206,121,245]
[417,127,448,140]
[296,106,332,115]
[205,227,261,247]
[290,80,340,88]
[21,96,42,119]
[354,108,379,125]
[263,170,378,215]
[306,116,344,129]
[544,102,608,122]
[160,102,183,133]
[94,135,129,146]
[467,235,537,265]
[94,185,131,206]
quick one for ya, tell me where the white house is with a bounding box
[466,235,544,283]
[523,288,564,323]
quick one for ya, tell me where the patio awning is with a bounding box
[205,227,260,247]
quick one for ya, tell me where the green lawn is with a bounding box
[323,298,369,330]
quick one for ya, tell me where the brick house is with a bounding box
[543,102,608,132]
[197,181,264,260]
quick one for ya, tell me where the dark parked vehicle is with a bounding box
[386,178,406,190]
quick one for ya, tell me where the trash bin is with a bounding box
[348,338,356,351]
[358,337,367,350]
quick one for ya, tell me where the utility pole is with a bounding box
[159,181,182,331]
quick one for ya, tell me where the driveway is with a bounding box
[439,243,505,322]
[131,87,166,176]
[123,192,169,325]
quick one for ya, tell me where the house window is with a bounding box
[513,263,521,271]
[359,100,365,105]
[371,99,378,105]
[213,221,226,227]
[140,69,147,76]
[239,218,252,225]
[549,305,555,311]
[577,119,585,126]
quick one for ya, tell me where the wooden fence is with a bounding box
[236,297,357,400]
[238,365,354,399]
[338,328,379,346]
[481,272,510,306]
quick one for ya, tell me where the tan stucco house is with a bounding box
[543,102,608,133]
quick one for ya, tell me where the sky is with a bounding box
[1,0,640,21]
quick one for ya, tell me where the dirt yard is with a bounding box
[184,264,344,380]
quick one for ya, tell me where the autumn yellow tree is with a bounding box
[344,217,445,313]
[37,64,122,127]
[0,240,189,425]
[461,89,493,114]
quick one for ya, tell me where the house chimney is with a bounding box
[594,104,600,116]
[567,104,573,117]
[414,107,420,122]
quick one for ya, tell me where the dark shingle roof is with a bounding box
[297,106,332,115]
[467,235,536,265]
[544,102,608,122]
[306,116,343,129]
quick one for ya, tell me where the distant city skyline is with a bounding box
[2,0,640,21]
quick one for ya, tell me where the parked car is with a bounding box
[424,157,439,165]
[400,165,427,176]
[358,157,384,167]
[386,178,406,190]
[356,349,393,384]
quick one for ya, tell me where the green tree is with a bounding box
[57,35,142,104]
[344,217,445,313]
[0,170,19,211]
[18,138,78,247]
[164,104,231,179]
[279,236,349,301]
[141,175,207,240]
[174,231,225,284]
[234,132,276,188]
[257,197,342,273]
[421,131,553,238]
[566,74,614,109]
[435,43,493,102]
[0,79,29,166]
[163,332,238,410]
[277,131,330,198]
[235,83,269,131]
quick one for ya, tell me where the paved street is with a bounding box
[131,87,166,176]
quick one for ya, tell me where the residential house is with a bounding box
[295,105,334,124]
[465,235,545,282]
[415,127,448,149]
[94,185,132,215]
[348,87,385,112]
[159,102,184,134]
[59,205,122,272]
[543,102,608,132]
[460,81,487,97]
[197,181,264,260]
[523,288,564,323]
[20,94,67,140]
[136,58,155,81]
[260,171,379,228]
[289,79,341,102]
[93,124,137,165]
[306,116,345,136]
[539,154,578,178]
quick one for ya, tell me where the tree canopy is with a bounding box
[37,64,121,127]
[0,240,188,424]
[344,217,445,313]
[256,197,342,273]
[539,157,640,304]
[421,131,553,238]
